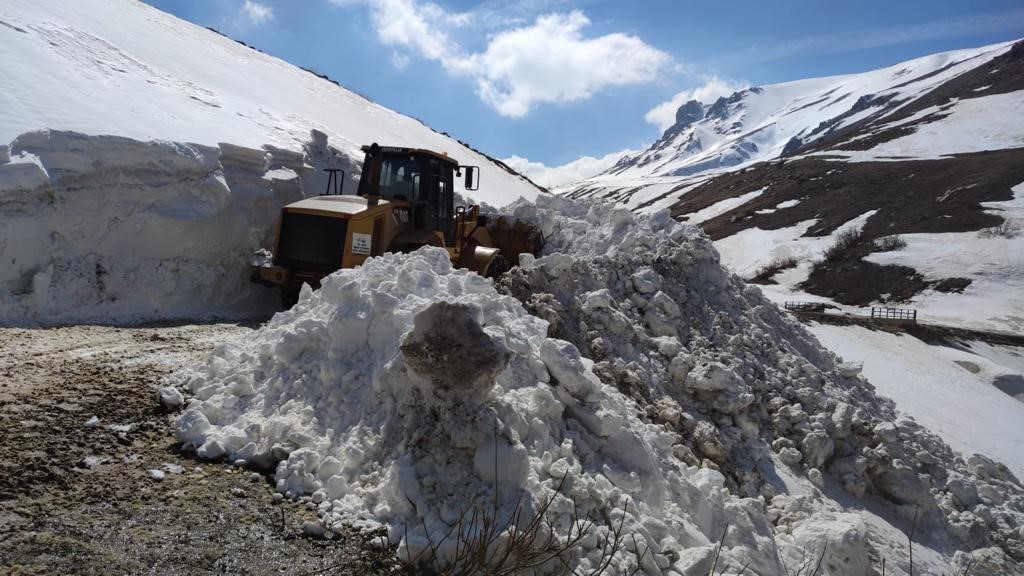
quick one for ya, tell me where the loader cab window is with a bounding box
[426,158,455,243]
[378,154,422,201]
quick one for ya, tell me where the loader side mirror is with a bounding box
[457,165,480,191]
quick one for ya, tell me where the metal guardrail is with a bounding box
[784,301,827,312]
[783,302,919,325]
[870,307,917,321]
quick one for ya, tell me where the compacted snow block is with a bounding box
[400,302,511,393]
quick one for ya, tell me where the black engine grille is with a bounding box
[274,212,348,273]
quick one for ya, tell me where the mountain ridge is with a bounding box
[592,39,1019,182]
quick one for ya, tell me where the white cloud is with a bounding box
[391,51,411,70]
[644,76,747,132]
[465,11,672,117]
[240,0,274,25]
[363,0,469,65]
[502,148,636,188]
[333,1,672,117]
[470,0,581,28]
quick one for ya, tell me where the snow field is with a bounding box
[824,92,1024,162]
[714,210,877,282]
[175,195,1024,574]
[683,187,767,225]
[0,0,540,207]
[808,324,1024,478]
[682,179,1024,331]
[861,182,1024,333]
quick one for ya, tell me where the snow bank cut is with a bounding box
[0,129,351,325]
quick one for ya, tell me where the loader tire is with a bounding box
[485,254,510,279]
[280,285,300,309]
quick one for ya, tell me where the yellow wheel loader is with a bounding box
[251,143,543,306]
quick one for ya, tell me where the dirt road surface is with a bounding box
[0,323,392,575]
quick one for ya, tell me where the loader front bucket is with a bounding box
[485,216,544,263]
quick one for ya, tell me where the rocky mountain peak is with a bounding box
[705,90,747,122]
[704,95,731,121]
[674,99,704,128]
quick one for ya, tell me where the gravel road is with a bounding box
[0,323,393,575]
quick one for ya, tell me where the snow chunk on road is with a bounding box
[400,301,511,394]
[157,386,184,410]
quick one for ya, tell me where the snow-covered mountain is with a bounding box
[0,0,542,207]
[601,41,1019,180]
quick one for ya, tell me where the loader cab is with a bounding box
[358,143,456,243]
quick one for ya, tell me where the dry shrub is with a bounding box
[875,235,907,251]
[978,219,1020,239]
[822,227,865,262]
[750,256,800,283]
[389,475,644,576]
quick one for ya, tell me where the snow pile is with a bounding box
[175,246,760,573]
[500,196,1024,569]
[174,196,1024,573]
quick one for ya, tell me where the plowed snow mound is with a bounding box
[174,196,1024,574]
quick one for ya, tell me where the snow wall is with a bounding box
[0,129,357,325]
[173,196,1024,575]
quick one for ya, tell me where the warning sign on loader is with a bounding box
[352,233,371,255]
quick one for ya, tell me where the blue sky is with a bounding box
[144,0,1023,172]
